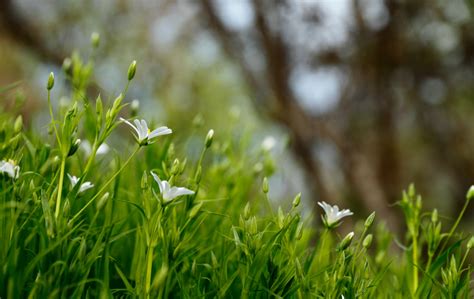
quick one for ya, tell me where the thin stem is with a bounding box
[412,235,419,297]
[47,90,62,147]
[459,248,471,270]
[145,245,154,298]
[69,145,141,224]
[440,198,471,253]
[54,158,66,219]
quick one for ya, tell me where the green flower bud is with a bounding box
[171,159,180,175]
[467,185,474,201]
[467,236,474,250]
[14,115,23,133]
[243,202,251,220]
[91,32,100,48]
[189,201,203,219]
[67,139,81,157]
[141,171,148,189]
[205,129,214,148]
[337,232,354,252]
[96,95,103,121]
[195,165,202,184]
[262,177,269,194]
[249,216,258,235]
[431,208,438,223]
[292,192,301,208]
[277,207,285,229]
[364,212,376,228]
[127,60,137,81]
[96,192,110,210]
[363,234,373,248]
[47,72,55,90]
[295,222,304,240]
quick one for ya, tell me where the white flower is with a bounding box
[262,136,276,151]
[0,160,20,179]
[81,140,110,156]
[120,118,172,145]
[150,171,194,202]
[67,174,94,194]
[318,201,353,228]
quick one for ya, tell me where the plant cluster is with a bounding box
[0,35,473,298]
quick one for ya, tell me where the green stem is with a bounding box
[145,245,154,298]
[412,235,419,297]
[459,248,470,270]
[69,145,140,224]
[54,158,66,219]
[440,198,471,253]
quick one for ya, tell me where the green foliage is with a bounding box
[0,47,473,299]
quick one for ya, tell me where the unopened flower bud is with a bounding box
[431,209,438,223]
[363,234,373,248]
[195,165,202,184]
[249,216,258,234]
[337,232,354,252]
[14,115,23,133]
[141,171,149,189]
[262,177,269,194]
[189,201,203,219]
[127,60,137,81]
[205,129,214,148]
[243,202,251,220]
[96,192,110,210]
[277,207,285,229]
[47,72,55,90]
[364,212,376,228]
[467,185,474,201]
[292,192,301,208]
[467,236,474,250]
[171,159,180,175]
[68,139,81,157]
[295,222,304,240]
[91,32,100,48]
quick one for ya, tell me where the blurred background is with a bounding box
[1,0,474,232]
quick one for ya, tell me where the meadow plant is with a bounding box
[0,37,473,298]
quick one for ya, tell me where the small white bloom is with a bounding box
[318,201,353,228]
[68,174,94,194]
[150,171,194,202]
[0,160,20,179]
[120,118,172,145]
[81,140,110,156]
[131,99,140,111]
[262,136,276,151]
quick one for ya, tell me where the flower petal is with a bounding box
[150,171,164,193]
[148,126,172,139]
[79,182,94,193]
[120,117,140,137]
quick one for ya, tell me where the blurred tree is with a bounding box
[198,0,474,231]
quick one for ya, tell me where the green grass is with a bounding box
[0,38,473,298]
